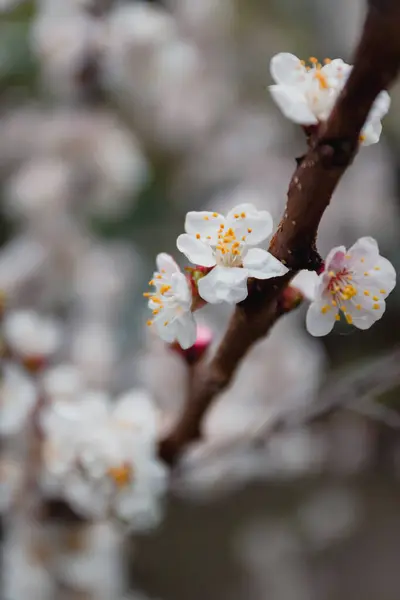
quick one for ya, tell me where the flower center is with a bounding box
[215,223,247,268]
[300,57,333,90]
[320,268,358,324]
[107,464,132,489]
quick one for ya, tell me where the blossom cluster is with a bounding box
[145,52,395,350]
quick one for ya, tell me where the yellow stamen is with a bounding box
[345,314,353,324]
[196,233,201,239]
[373,295,379,301]
[331,300,337,307]
[234,214,239,219]
[204,216,209,221]
[364,272,369,276]
[160,284,171,294]
[152,309,160,315]
[320,305,331,314]
[240,212,246,218]
[373,303,380,310]
[356,304,362,310]
[241,236,246,241]
[380,289,386,294]
[309,56,318,64]
[247,228,252,233]
[108,465,132,488]
[314,70,328,89]
[146,320,152,326]
[164,321,169,326]
[152,297,162,304]
[143,292,152,298]
[156,274,162,279]
[324,58,332,64]
[148,280,154,286]
[335,314,341,321]
[364,290,370,296]
[360,258,365,263]
[212,212,218,217]
[374,266,380,271]
[328,270,335,277]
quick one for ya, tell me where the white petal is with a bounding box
[242,248,288,280]
[198,266,249,304]
[156,253,179,275]
[270,52,304,85]
[348,236,378,257]
[154,319,176,344]
[170,272,192,305]
[369,90,390,120]
[291,270,320,301]
[113,390,156,436]
[185,211,225,244]
[306,301,337,337]
[269,85,318,125]
[173,314,197,349]
[176,234,216,267]
[361,119,382,146]
[364,257,396,295]
[226,204,273,245]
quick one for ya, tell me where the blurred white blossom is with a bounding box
[0,364,36,437]
[3,310,62,360]
[41,390,167,530]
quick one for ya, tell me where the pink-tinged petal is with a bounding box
[324,245,346,272]
[185,211,226,244]
[270,53,305,85]
[306,301,337,337]
[269,85,318,125]
[198,266,249,304]
[177,234,216,268]
[346,299,386,330]
[156,253,179,275]
[242,248,288,279]
[291,270,320,301]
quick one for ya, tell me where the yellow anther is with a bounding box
[196,233,201,239]
[309,56,318,64]
[380,289,386,294]
[373,295,379,301]
[374,266,380,271]
[364,290,370,296]
[364,272,369,276]
[143,292,151,298]
[240,212,246,218]
[300,60,305,66]
[160,284,171,294]
[207,235,211,240]
[345,314,353,324]
[356,304,362,310]
[314,70,328,89]
[152,297,162,304]
[233,249,240,256]
[247,228,252,233]
[161,269,166,273]
[148,280,154,286]
[156,274,162,279]
[359,134,366,143]
[360,257,365,263]
[331,300,337,307]
[345,254,351,259]
[108,465,132,488]
[234,214,239,219]
[219,223,225,229]
[152,309,160,315]
[204,216,209,221]
[212,212,218,217]
[373,303,380,310]
[341,294,349,300]
[323,58,332,64]
[164,321,169,326]
[335,314,341,321]
[146,320,152,326]
[328,271,335,277]
[241,236,246,241]
[320,305,331,314]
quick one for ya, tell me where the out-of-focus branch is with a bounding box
[158,0,400,466]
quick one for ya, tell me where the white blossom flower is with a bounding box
[40,363,84,404]
[269,53,390,145]
[145,253,197,350]
[3,310,62,360]
[0,363,36,436]
[177,203,288,304]
[41,390,167,530]
[295,237,396,336]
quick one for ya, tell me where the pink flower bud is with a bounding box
[170,324,213,365]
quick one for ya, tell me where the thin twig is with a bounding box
[159,0,400,466]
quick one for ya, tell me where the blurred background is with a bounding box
[1,0,400,599]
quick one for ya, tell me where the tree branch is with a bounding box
[159,0,400,466]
